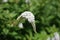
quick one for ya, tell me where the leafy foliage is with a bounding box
[0,0,59,40]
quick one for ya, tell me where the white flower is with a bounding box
[47,37,50,40]
[17,11,35,23]
[53,32,60,40]
[47,32,60,40]
[52,37,55,40]
[3,0,8,2]
[25,0,30,4]
[18,23,23,28]
[17,11,37,33]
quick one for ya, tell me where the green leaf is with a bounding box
[2,28,9,35]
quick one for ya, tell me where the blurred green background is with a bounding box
[0,0,59,40]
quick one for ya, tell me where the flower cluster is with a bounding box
[17,11,35,22]
[17,11,37,33]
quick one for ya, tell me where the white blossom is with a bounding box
[17,11,35,23]
[25,0,30,4]
[52,37,54,40]
[3,0,8,2]
[17,11,37,33]
[53,32,60,40]
[18,23,23,28]
[47,32,60,40]
[47,37,50,40]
